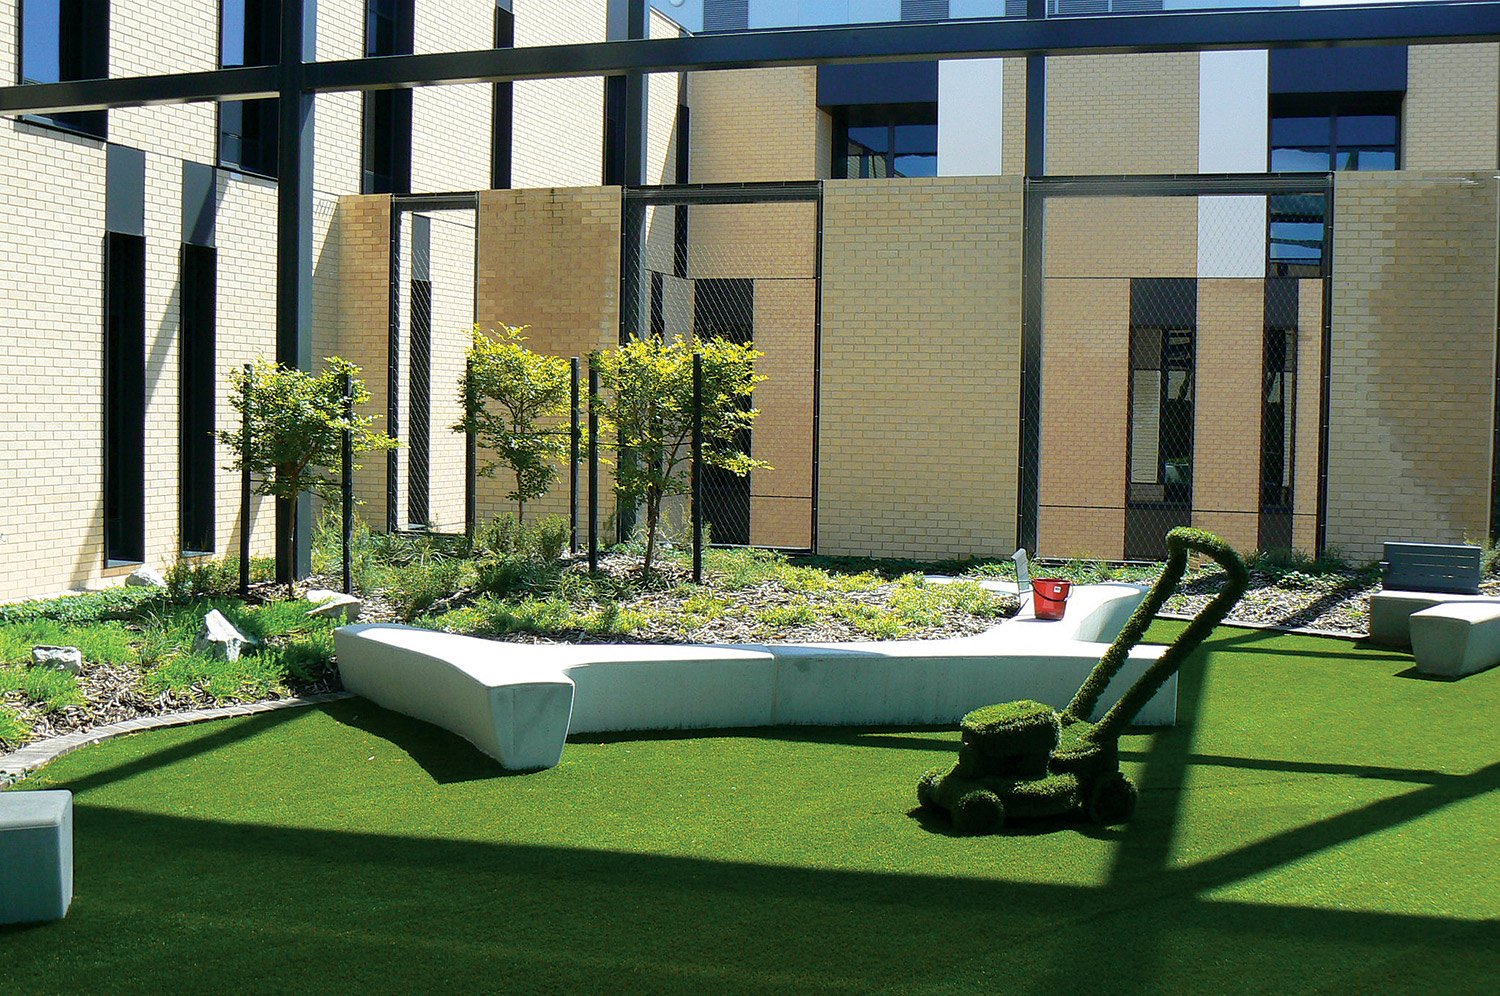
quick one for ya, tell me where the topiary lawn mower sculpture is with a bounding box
[917,527,1249,834]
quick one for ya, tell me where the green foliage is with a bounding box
[384,559,478,621]
[474,512,571,563]
[142,651,290,702]
[460,325,574,517]
[0,619,135,667]
[420,594,646,640]
[0,704,27,748]
[0,587,159,626]
[594,336,768,574]
[164,557,251,599]
[0,664,86,712]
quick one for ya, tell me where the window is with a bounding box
[1259,326,1297,550]
[105,233,147,564]
[362,0,414,194]
[19,0,109,138]
[406,216,431,527]
[180,244,217,554]
[832,105,938,179]
[1269,97,1400,173]
[491,4,515,189]
[693,279,754,546]
[1128,328,1195,508]
[219,0,280,177]
[1267,192,1328,278]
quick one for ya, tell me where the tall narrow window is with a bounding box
[19,0,109,138]
[407,216,432,527]
[180,244,218,554]
[491,3,515,190]
[105,232,147,564]
[219,0,280,177]
[1126,277,1196,561]
[1259,326,1297,553]
[693,279,754,546]
[363,0,414,194]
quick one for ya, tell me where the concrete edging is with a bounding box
[0,692,353,787]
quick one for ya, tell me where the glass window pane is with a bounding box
[893,154,937,177]
[1270,115,1331,147]
[846,126,888,153]
[1271,148,1331,172]
[893,124,937,154]
[1336,114,1398,146]
[1341,148,1397,171]
[21,0,63,82]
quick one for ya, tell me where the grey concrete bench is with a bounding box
[1409,602,1500,677]
[0,790,73,925]
[334,583,1170,772]
[1369,542,1485,647]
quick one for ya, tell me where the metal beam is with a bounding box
[4,4,1499,117]
[305,4,1500,93]
[0,66,277,115]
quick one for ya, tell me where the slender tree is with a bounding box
[221,357,396,595]
[459,324,573,522]
[595,336,767,576]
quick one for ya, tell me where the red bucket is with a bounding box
[1032,579,1073,620]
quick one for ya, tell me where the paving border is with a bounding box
[0,692,353,787]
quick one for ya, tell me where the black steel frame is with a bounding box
[3,2,1498,573]
[1022,172,1335,555]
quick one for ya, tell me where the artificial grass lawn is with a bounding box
[3,623,1497,994]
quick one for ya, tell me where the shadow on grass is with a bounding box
[326,700,517,785]
[0,798,1491,993]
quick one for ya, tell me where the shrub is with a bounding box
[0,619,134,667]
[0,587,158,626]
[164,557,243,599]
[0,706,28,749]
[0,664,86,713]
[384,559,477,621]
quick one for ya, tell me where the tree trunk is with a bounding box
[642,491,661,577]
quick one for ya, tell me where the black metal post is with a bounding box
[342,372,354,594]
[239,363,253,597]
[464,355,477,544]
[588,357,600,574]
[274,0,317,585]
[692,351,703,584]
[570,356,581,554]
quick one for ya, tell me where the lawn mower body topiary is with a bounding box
[917,527,1249,834]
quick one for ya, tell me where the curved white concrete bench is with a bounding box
[333,582,1166,771]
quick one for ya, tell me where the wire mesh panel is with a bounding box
[1033,188,1328,561]
[621,191,820,551]
[392,202,476,534]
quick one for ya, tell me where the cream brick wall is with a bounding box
[1404,44,1500,172]
[688,67,823,183]
[1192,279,1266,554]
[1326,172,1498,562]
[108,0,217,164]
[412,0,494,193]
[1002,58,1026,177]
[0,123,109,601]
[1046,54,1198,176]
[819,177,1023,561]
[421,211,477,531]
[513,0,607,188]
[1045,198,1197,279]
[1037,278,1128,560]
[749,278,817,550]
[474,187,621,526]
[1293,280,1322,555]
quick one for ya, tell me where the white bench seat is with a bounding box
[1369,590,1496,647]
[1409,602,1500,677]
[333,582,1167,772]
[0,789,73,925]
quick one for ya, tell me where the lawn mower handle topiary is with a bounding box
[916,527,1250,835]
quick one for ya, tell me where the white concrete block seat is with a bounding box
[1408,602,1500,678]
[1369,542,1487,647]
[0,790,73,925]
[334,581,1165,771]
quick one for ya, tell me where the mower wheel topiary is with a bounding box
[1086,772,1138,826]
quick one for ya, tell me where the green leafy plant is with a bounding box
[0,706,27,749]
[594,336,768,576]
[221,357,397,594]
[460,325,573,520]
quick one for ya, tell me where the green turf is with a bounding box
[3,623,1497,993]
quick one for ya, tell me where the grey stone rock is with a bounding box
[31,646,83,675]
[306,593,362,623]
[125,566,166,588]
[192,609,258,662]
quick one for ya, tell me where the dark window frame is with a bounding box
[104,231,147,566]
[829,102,938,179]
[179,242,218,556]
[217,0,281,179]
[17,0,109,139]
[361,0,414,194]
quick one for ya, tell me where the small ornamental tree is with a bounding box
[595,335,768,576]
[458,324,573,521]
[221,357,397,594]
